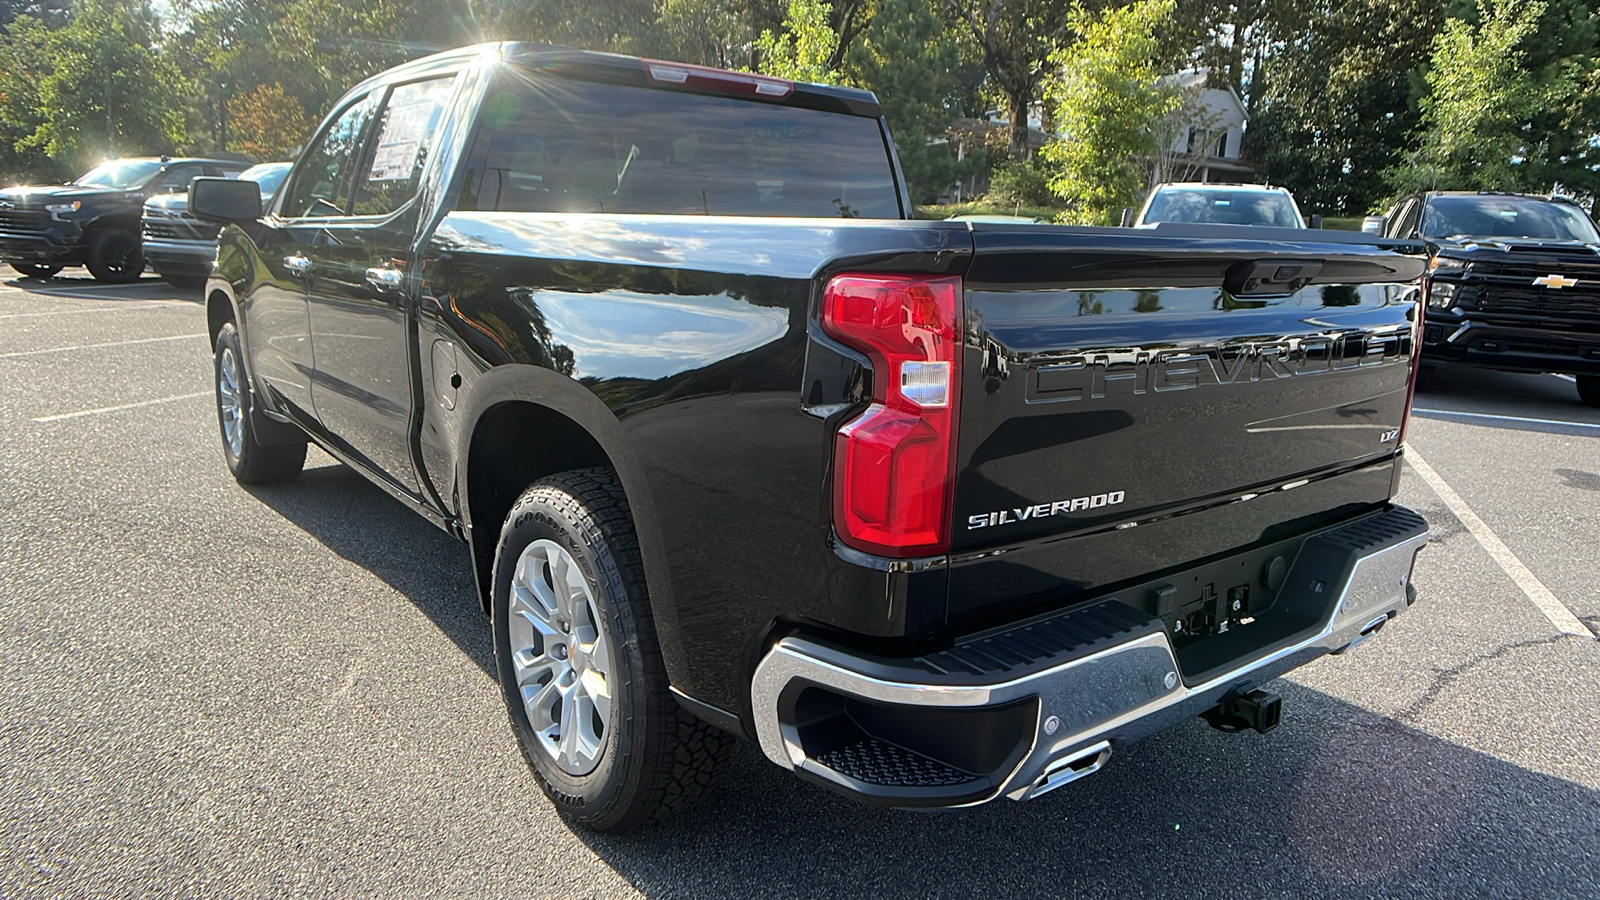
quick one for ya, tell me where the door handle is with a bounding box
[365,266,404,293]
[283,254,310,276]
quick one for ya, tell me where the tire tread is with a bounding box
[498,468,730,832]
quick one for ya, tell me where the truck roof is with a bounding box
[357,42,885,120]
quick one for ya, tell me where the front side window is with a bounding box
[280,93,379,218]
[459,72,901,218]
[351,77,457,217]
[151,164,204,193]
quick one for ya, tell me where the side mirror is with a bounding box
[1309,214,1323,229]
[1360,215,1387,235]
[1119,207,1135,227]
[190,177,261,224]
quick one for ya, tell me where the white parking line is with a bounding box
[0,333,205,359]
[0,303,174,320]
[1406,448,1593,639]
[1411,407,1600,431]
[31,391,211,423]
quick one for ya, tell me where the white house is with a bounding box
[1159,68,1252,182]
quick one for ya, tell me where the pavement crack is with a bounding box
[1395,633,1574,724]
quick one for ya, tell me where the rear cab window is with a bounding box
[456,71,901,219]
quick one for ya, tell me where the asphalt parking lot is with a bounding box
[2,273,1597,898]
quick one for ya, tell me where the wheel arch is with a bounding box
[206,284,237,346]
[454,365,688,686]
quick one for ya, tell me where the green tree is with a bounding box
[850,0,981,200]
[1041,0,1180,224]
[754,0,843,82]
[948,0,1075,160]
[18,0,186,168]
[1390,0,1561,193]
[1242,0,1440,214]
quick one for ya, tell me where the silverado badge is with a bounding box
[1533,274,1579,289]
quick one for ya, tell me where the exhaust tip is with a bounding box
[1024,740,1112,800]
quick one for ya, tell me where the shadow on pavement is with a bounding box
[244,460,490,676]
[582,684,1599,899]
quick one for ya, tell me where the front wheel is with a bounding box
[492,469,730,832]
[84,227,144,283]
[1577,375,1600,408]
[10,262,61,279]
[214,322,306,484]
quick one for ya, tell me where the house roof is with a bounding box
[1160,68,1249,123]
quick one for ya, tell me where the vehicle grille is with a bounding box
[1460,281,1600,324]
[142,214,220,242]
[0,206,50,232]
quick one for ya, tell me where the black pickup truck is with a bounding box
[1372,191,1600,406]
[192,43,1429,832]
[0,156,248,282]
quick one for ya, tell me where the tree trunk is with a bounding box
[1008,92,1030,160]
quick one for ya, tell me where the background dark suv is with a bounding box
[0,156,249,283]
[1371,191,1600,406]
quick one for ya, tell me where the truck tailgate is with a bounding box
[950,224,1424,628]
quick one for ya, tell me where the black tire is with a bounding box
[492,468,730,832]
[213,322,306,484]
[84,227,144,283]
[1577,375,1600,408]
[10,262,61,279]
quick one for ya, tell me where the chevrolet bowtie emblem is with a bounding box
[1533,273,1579,289]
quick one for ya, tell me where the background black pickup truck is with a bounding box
[1372,191,1600,406]
[192,43,1429,832]
[0,156,248,283]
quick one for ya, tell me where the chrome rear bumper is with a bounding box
[751,506,1428,807]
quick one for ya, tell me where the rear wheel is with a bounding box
[1577,375,1600,408]
[492,469,730,832]
[84,227,144,283]
[10,263,61,279]
[214,322,306,484]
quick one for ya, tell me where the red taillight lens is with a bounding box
[822,274,962,557]
[1399,293,1425,447]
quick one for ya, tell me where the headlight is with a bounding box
[1425,279,1458,309]
[1429,256,1470,272]
[45,201,80,220]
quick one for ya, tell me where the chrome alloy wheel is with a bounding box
[217,345,244,460]
[509,539,614,775]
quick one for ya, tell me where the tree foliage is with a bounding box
[227,84,312,159]
[947,0,1074,160]
[16,0,186,168]
[850,0,983,199]
[0,0,1594,214]
[755,0,843,83]
[1041,0,1180,224]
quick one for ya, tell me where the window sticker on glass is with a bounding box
[370,139,422,181]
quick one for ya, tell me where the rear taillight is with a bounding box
[1398,293,1425,447]
[822,274,962,558]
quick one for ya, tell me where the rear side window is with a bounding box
[458,73,900,218]
[352,77,457,217]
